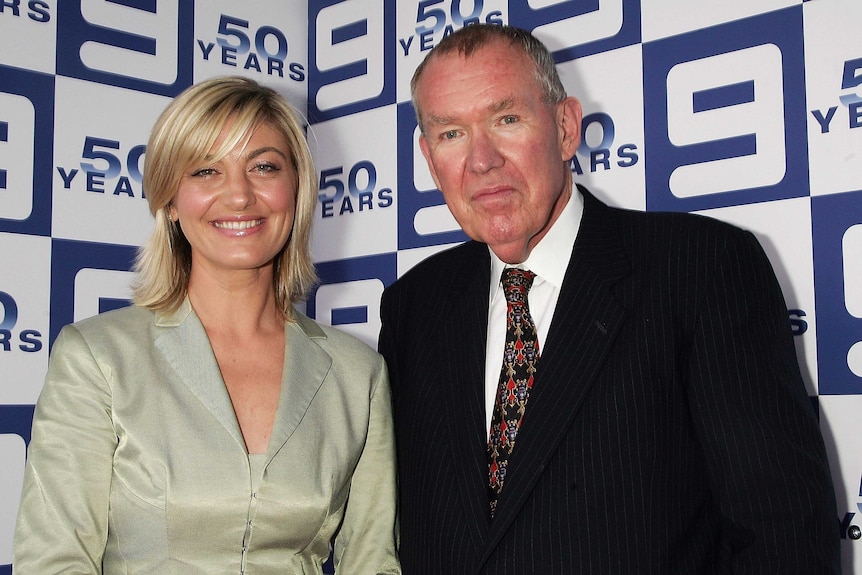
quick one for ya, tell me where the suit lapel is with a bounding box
[483,189,632,557]
[154,300,246,451]
[440,244,495,547]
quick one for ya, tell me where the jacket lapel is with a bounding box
[154,301,331,461]
[265,312,331,464]
[482,189,632,557]
[154,299,246,451]
[440,243,495,548]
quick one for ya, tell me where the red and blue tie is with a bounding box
[488,267,539,518]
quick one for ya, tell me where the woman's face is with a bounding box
[170,121,298,278]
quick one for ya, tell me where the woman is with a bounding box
[13,76,400,574]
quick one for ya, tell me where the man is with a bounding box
[378,24,840,574]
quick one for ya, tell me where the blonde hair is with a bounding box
[132,76,318,317]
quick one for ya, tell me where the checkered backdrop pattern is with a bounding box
[1,1,861,572]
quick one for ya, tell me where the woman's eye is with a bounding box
[253,162,279,174]
[191,167,216,177]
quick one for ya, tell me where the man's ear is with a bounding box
[557,96,583,161]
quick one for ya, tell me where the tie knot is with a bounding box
[501,268,536,302]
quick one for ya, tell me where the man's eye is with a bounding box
[443,130,459,140]
[501,115,518,125]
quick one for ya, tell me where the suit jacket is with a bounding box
[14,299,400,575]
[379,186,839,574]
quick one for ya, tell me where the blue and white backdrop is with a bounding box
[1,1,861,572]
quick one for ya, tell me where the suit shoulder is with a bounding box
[63,305,154,340]
[612,202,743,233]
[386,241,487,294]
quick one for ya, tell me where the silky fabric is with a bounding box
[14,299,400,574]
[379,185,839,574]
[487,268,539,517]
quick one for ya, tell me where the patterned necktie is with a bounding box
[488,267,539,517]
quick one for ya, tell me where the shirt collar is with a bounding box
[489,185,584,291]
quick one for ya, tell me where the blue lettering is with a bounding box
[244,52,262,73]
[811,107,837,134]
[113,176,135,197]
[850,102,862,129]
[788,309,808,336]
[570,156,584,176]
[197,40,215,60]
[0,329,10,352]
[19,329,42,352]
[28,0,49,22]
[86,171,106,193]
[222,46,238,66]
[268,57,284,77]
[485,11,503,25]
[288,62,305,82]
[321,198,334,218]
[419,30,434,51]
[0,0,21,16]
[339,196,355,215]
[358,191,373,210]
[591,149,611,172]
[617,144,639,167]
[378,188,393,208]
[399,36,413,56]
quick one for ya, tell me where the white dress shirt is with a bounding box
[484,187,584,434]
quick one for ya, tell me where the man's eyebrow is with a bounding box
[425,98,517,127]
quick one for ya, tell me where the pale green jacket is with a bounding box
[13,299,400,574]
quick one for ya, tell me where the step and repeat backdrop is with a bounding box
[1,0,861,572]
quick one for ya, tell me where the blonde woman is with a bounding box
[14,76,400,574]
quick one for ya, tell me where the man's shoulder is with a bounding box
[393,240,487,286]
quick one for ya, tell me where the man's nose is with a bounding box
[466,131,504,174]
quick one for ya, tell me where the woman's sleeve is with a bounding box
[13,324,118,574]
[333,354,401,574]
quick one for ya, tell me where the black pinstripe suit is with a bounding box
[379,186,840,574]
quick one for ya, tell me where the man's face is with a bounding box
[415,40,582,264]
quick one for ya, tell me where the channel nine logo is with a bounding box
[0,67,53,236]
[309,0,396,121]
[56,0,193,96]
[812,190,862,396]
[48,239,136,347]
[643,6,807,213]
[307,253,397,348]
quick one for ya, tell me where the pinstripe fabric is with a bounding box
[379,186,840,574]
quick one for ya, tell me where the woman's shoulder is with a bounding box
[58,304,156,346]
[290,308,381,362]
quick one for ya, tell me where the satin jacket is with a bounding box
[14,299,400,574]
